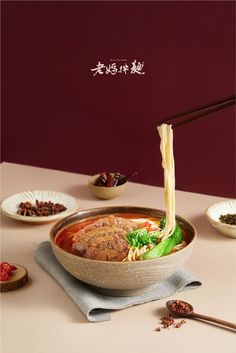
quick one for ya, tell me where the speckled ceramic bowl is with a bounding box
[50,206,196,296]
[88,174,127,199]
[206,200,236,238]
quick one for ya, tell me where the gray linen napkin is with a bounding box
[34,241,201,322]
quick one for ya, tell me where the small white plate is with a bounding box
[205,200,236,238]
[1,190,79,224]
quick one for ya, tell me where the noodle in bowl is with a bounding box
[50,206,196,296]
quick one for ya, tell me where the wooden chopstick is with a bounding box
[157,95,235,128]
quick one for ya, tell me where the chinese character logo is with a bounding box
[91,60,145,76]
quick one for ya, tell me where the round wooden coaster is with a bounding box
[0,264,28,292]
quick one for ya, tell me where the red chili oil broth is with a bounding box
[54,213,190,256]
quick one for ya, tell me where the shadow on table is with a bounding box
[190,215,231,242]
[0,213,38,229]
[65,184,97,201]
[4,273,89,324]
[155,306,168,318]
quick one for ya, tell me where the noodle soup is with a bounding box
[49,206,196,295]
[55,212,190,262]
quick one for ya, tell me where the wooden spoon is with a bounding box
[166,300,236,330]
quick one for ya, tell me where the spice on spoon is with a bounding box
[166,299,236,330]
[168,299,192,314]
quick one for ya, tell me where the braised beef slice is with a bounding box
[72,215,137,243]
[72,226,126,256]
[83,235,129,261]
[72,216,137,261]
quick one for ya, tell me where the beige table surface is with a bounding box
[1,162,236,353]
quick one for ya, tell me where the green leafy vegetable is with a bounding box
[141,223,183,260]
[160,217,166,230]
[125,228,159,248]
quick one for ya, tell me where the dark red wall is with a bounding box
[1,1,235,197]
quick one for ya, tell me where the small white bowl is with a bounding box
[205,200,236,238]
[1,190,79,224]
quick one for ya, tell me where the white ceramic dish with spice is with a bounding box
[1,190,79,224]
[205,200,236,238]
[88,174,127,199]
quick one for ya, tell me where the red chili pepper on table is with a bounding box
[10,264,17,271]
[0,262,12,273]
[0,262,17,281]
[0,269,9,281]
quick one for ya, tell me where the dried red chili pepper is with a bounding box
[95,171,137,187]
[10,264,17,271]
[0,269,9,281]
[0,262,17,280]
[106,173,114,187]
[112,173,121,186]
[0,262,12,274]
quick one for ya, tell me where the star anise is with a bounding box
[17,200,67,217]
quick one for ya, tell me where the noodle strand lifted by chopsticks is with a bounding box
[157,124,176,240]
[123,123,179,261]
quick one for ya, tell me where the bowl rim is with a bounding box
[50,205,197,265]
